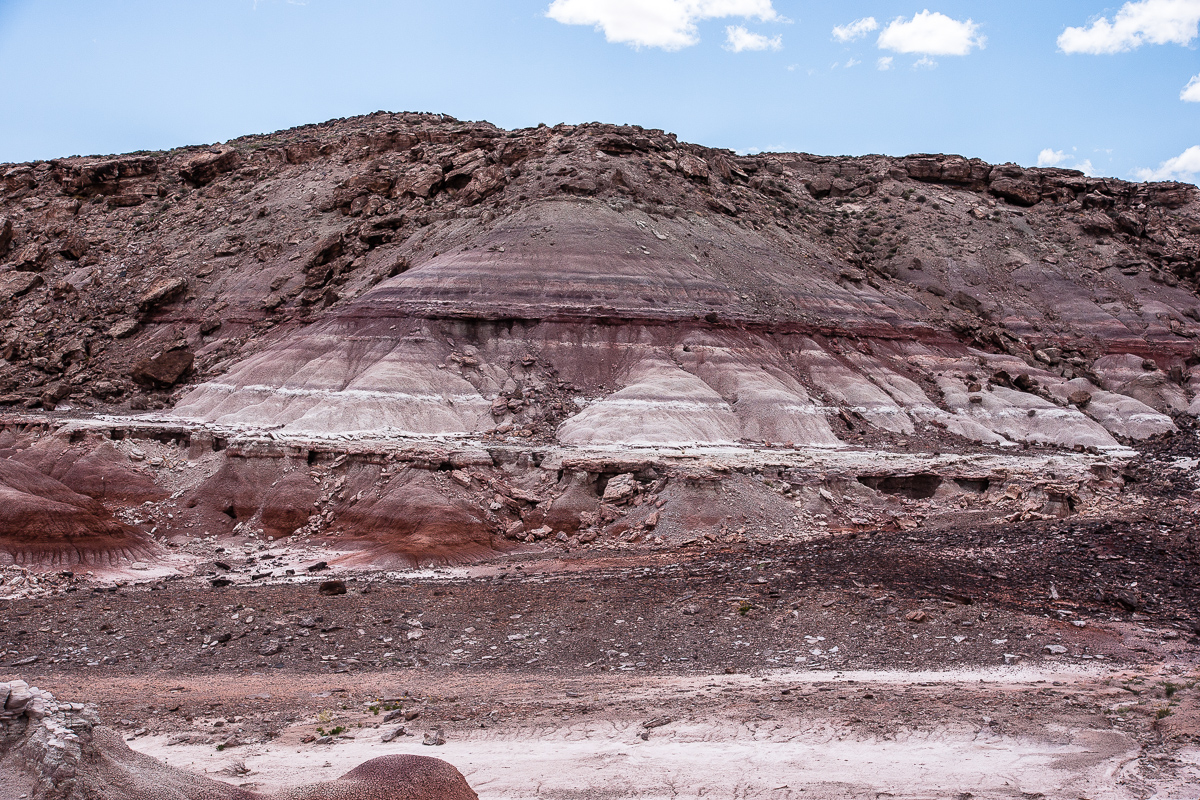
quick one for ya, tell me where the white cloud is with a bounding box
[914,55,938,69]
[832,16,878,42]
[724,24,782,51]
[877,10,986,56]
[877,56,894,70]
[845,57,861,67]
[546,0,782,50]
[1183,74,1200,101]
[1058,0,1200,54]
[1135,145,1200,180]
[1036,148,1095,174]
[1037,148,1070,167]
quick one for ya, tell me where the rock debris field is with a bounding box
[0,112,1199,798]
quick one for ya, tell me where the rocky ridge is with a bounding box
[0,112,1199,568]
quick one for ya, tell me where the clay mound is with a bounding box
[338,471,501,567]
[0,460,156,568]
[277,754,479,800]
[0,680,479,800]
[12,436,168,504]
[184,457,320,539]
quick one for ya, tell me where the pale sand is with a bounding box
[131,667,1200,800]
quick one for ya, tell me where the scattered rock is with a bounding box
[318,579,347,596]
[107,318,140,339]
[0,271,42,301]
[136,276,188,310]
[1067,390,1092,407]
[602,474,636,504]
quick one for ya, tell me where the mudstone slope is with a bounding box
[0,112,1198,567]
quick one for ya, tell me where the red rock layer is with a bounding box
[0,460,155,568]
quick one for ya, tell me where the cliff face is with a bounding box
[1,112,1198,568]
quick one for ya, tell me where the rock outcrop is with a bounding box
[0,680,479,800]
[0,112,1198,568]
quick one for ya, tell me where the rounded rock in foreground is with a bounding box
[281,754,478,800]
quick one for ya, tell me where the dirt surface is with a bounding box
[3,112,1200,798]
[4,511,1200,679]
[6,497,1200,798]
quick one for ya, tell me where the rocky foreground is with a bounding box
[1,114,1200,798]
[0,680,479,799]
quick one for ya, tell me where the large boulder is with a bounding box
[179,147,241,185]
[989,177,1042,206]
[131,348,194,388]
[0,271,42,301]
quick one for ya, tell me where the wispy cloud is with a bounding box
[724,24,782,51]
[877,56,894,70]
[877,10,985,56]
[1134,145,1200,180]
[546,0,782,50]
[1058,0,1200,54]
[1183,74,1200,102]
[832,16,878,43]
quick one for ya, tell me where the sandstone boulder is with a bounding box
[1067,389,1092,407]
[989,177,1042,206]
[0,271,42,301]
[602,473,637,504]
[106,318,140,338]
[9,241,45,271]
[676,153,710,181]
[131,348,194,388]
[136,276,188,310]
[1079,211,1115,234]
[179,147,241,185]
[58,234,88,260]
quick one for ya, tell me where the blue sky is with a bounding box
[0,0,1197,181]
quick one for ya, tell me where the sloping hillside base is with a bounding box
[0,459,155,568]
[0,411,1131,572]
